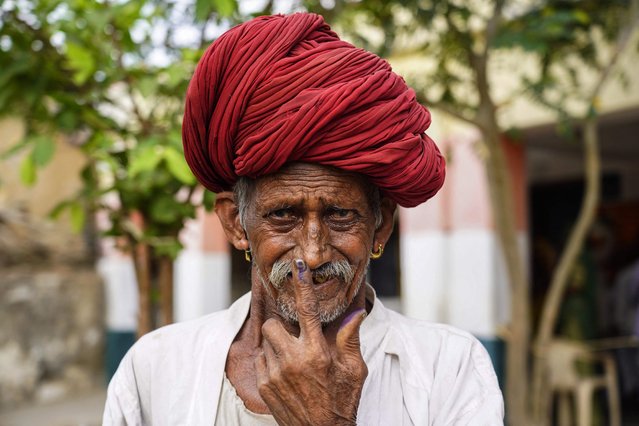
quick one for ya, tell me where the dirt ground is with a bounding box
[0,386,106,426]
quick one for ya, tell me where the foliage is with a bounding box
[309,0,632,127]
[0,0,233,257]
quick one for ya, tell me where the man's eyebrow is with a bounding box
[258,197,303,210]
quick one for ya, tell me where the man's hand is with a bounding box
[255,259,368,426]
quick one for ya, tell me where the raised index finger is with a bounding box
[292,259,322,339]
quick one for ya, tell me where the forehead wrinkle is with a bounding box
[246,163,375,218]
[256,188,367,211]
[256,181,365,205]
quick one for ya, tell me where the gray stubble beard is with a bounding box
[256,259,365,325]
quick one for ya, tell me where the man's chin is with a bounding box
[276,297,350,325]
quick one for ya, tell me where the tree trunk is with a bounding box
[158,255,174,327]
[531,117,601,421]
[474,50,531,424]
[481,123,531,426]
[132,240,153,338]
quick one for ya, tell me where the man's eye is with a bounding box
[327,207,355,220]
[269,208,294,219]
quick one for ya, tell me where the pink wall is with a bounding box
[400,135,527,233]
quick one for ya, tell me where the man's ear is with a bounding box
[214,191,249,251]
[373,197,397,249]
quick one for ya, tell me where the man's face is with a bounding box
[243,163,379,324]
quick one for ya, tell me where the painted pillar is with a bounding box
[98,236,138,382]
[174,208,231,322]
[400,131,527,387]
[100,206,231,380]
[400,137,451,322]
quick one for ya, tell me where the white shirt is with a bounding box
[103,287,504,425]
[214,373,278,425]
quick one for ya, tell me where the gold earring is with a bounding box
[244,250,252,262]
[370,244,384,260]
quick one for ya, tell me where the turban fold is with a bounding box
[182,13,445,208]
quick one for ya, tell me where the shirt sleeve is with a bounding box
[103,351,144,426]
[445,339,505,426]
[452,390,504,425]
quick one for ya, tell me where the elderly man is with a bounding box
[104,13,503,425]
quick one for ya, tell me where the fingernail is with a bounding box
[295,259,306,280]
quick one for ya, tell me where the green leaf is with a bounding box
[150,196,180,224]
[573,10,590,25]
[196,0,236,21]
[70,202,86,233]
[0,56,31,89]
[213,0,236,18]
[195,0,213,21]
[32,136,56,167]
[0,84,15,111]
[57,110,80,131]
[202,190,216,211]
[20,155,36,186]
[152,239,183,259]
[66,42,96,85]
[165,63,188,88]
[49,200,72,220]
[137,77,158,98]
[164,147,196,185]
[129,146,163,177]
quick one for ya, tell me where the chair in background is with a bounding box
[542,339,621,426]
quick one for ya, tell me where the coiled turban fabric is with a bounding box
[182,13,445,208]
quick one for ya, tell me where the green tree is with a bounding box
[307,0,638,423]
[0,0,239,335]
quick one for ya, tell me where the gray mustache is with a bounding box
[269,260,355,289]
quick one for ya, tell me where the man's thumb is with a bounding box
[336,308,367,356]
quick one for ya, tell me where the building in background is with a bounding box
[0,118,104,408]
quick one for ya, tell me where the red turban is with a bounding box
[182,13,445,208]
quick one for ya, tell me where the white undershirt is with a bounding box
[214,373,278,425]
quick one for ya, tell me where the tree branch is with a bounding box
[415,92,482,128]
[586,0,639,109]
[484,0,505,56]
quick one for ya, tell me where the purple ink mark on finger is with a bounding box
[295,259,306,281]
[340,308,367,330]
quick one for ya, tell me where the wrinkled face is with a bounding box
[243,163,379,324]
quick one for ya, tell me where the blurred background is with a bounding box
[1,0,638,425]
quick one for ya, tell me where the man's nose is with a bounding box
[297,215,329,270]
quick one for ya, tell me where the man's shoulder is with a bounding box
[134,309,227,352]
[130,294,249,363]
[383,306,482,352]
[376,306,503,422]
[379,306,499,390]
[105,299,249,424]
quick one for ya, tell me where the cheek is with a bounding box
[251,232,294,265]
[331,227,373,261]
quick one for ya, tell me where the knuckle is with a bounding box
[341,358,367,381]
[262,318,279,333]
[270,370,283,386]
[312,351,331,369]
[281,361,300,376]
[358,362,369,380]
[258,381,271,395]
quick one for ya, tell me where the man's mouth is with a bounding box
[284,272,332,285]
